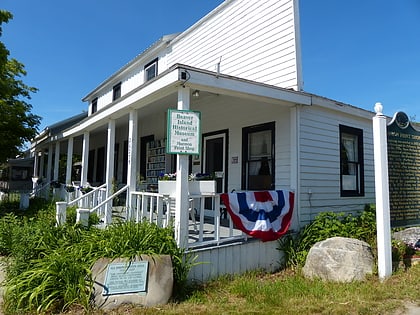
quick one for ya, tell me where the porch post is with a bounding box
[372,102,392,280]
[46,143,53,183]
[127,109,138,219]
[65,137,74,185]
[53,141,60,181]
[175,86,190,248]
[105,119,116,225]
[33,151,39,177]
[81,131,90,187]
[39,150,45,180]
[32,151,39,189]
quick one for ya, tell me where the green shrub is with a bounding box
[278,205,377,269]
[2,203,194,313]
[5,246,93,313]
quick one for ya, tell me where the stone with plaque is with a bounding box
[91,255,173,309]
[387,112,420,227]
[102,261,148,295]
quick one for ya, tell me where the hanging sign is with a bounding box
[167,109,201,155]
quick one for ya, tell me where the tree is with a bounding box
[0,10,41,163]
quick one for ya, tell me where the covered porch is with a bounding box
[30,64,306,280]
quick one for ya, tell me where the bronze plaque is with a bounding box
[387,112,420,227]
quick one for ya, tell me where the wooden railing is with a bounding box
[55,187,247,249]
[130,191,246,249]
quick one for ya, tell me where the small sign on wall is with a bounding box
[167,109,201,155]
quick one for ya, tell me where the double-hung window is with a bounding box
[144,58,158,82]
[112,82,121,101]
[91,97,97,114]
[242,122,275,190]
[340,125,364,197]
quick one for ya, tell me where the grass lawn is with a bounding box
[1,199,419,314]
[61,265,420,315]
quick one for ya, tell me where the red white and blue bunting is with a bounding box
[221,190,294,242]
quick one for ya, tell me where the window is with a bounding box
[340,125,364,197]
[112,82,121,101]
[91,98,97,114]
[144,58,158,82]
[242,122,275,190]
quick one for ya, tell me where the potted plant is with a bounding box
[65,185,75,193]
[158,172,216,195]
[50,181,62,188]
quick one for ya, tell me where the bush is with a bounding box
[2,203,194,313]
[278,204,377,269]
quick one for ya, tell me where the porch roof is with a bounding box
[61,64,313,139]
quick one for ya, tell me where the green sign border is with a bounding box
[166,109,201,155]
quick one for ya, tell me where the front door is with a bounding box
[202,131,228,216]
[203,131,227,193]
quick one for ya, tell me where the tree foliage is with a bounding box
[0,10,41,163]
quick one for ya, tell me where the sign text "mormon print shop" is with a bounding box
[167,109,201,155]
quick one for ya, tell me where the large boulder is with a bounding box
[92,255,173,310]
[302,237,374,282]
[393,227,420,248]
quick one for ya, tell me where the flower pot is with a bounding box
[158,180,216,196]
[188,180,216,195]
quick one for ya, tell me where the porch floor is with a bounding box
[187,218,244,244]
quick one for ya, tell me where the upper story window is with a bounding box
[144,58,158,82]
[91,98,98,114]
[340,125,364,197]
[112,82,121,101]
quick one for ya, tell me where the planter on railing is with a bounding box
[158,180,216,196]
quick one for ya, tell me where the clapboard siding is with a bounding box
[298,105,375,224]
[188,240,281,282]
[168,0,301,90]
[88,0,301,112]
[193,96,292,190]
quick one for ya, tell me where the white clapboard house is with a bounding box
[30,0,376,281]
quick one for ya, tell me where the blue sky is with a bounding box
[2,0,420,131]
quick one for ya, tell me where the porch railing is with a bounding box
[130,191,246,249]
[56,183,108,225]
[55,187,247,249]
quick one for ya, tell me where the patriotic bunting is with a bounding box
[221,190,294,242]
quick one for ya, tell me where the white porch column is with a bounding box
[65,137,74,185]
[175,87,190,248]
[127,109,138,218]
[81,131,90,187]
[105,119,116,225]
[39,150,45,180]
[32,151,40,189]
[33,151,39,177]
[53,141,60,181]
[46,143,53,183]
[373,102,392,280]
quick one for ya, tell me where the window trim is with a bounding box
[91,97,98,114]
[339,124,365,197]
[112,82,121,101]
[144,58,158,82]
[241,122,275,190]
